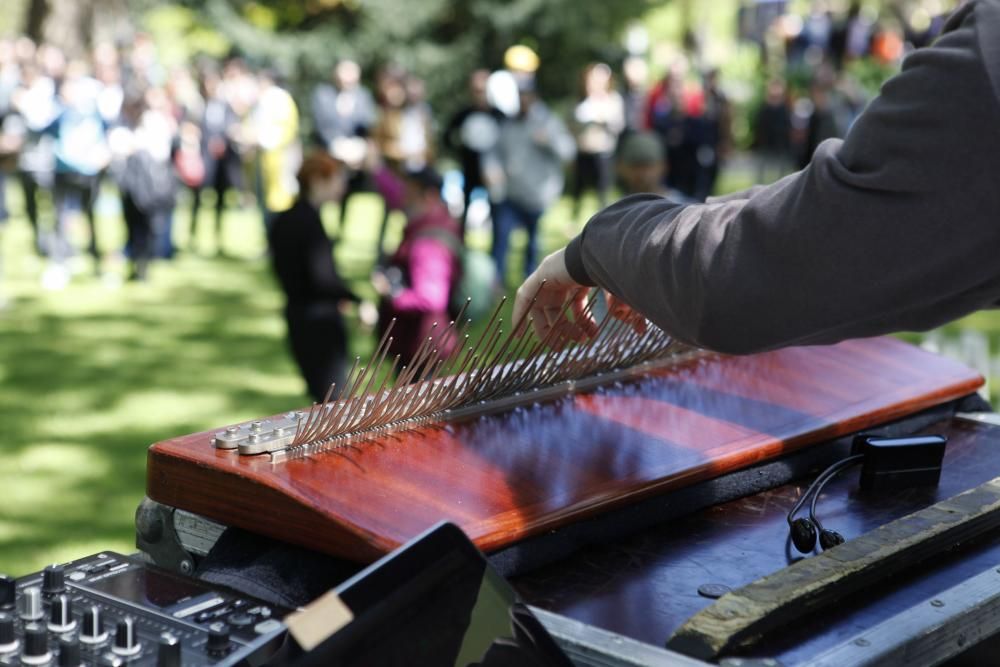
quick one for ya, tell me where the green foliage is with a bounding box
[177,0,651,121]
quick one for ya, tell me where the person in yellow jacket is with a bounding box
[253,68,301,234]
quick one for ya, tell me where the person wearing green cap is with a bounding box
[616,131,693,203]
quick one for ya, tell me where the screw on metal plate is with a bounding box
[931,599,945,607]
[698,583,732,599]
[854,638,870,647]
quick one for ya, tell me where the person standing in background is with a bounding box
[442,69,505,238]
[486,75,575,285]
[253,69,300,238]
[373,166,460,372]
[117,102,177,282]
[753,79,793,184]
[269,152,360,402]
[45,63,111,288]
[191,65,243,256]
[693,68,732,201]
[570,63,625,223]
[311,59,376,237]
[8,55,56,257]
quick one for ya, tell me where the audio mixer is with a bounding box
[0,552,289,666]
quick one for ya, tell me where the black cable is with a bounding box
[809,455,864,532]
[787,455,864,526]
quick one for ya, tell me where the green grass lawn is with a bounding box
[1,166,996,575]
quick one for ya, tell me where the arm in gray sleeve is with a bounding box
[566,1,1000,354]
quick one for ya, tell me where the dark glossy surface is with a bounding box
[147,337,982,562]
[513,418,1000,664]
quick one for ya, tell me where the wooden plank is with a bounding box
[146,337,983,562]
[800,563,1000,666]
[666,475,1000,660]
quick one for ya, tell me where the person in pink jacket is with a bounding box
[373,166,461,372]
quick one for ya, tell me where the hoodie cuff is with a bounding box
[564,234,596,286]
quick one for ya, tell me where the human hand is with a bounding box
[605,293,648,335]
[512,248,597,345]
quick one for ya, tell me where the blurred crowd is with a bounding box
[747,0,957,180]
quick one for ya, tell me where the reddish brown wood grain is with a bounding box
[146,337,984,562]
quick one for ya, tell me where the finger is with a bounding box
[513,278,546,336]
[570,288,599,338]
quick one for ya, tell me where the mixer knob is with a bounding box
[57,636,82,667]
[48,595,75,634]
[0,613,18,653]
[80,605,107,644]
[156,633,181,667]
[21,624,52,665]
[111,617,141,657]
[42,565,65,596]
[0,575,15,610]
[206,622,231,655]
[19,586,44,621]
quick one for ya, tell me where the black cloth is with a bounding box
[443,106,505,191]
[269,198,358,401]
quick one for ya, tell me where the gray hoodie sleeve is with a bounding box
[565,0,1000,354]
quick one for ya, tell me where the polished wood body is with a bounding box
[146,337,983,562]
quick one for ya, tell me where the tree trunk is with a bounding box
[40,0,93,57]
[24,0,48,44]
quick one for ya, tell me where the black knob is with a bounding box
[21,624,51,665]
[819,529,846,550]
[19,586,43,621]
[42,565,65,596]
[0,575,15,610]
[156,633,181,667]
[112,617,140,657]
[48,595,75,633]
[57,636,82,667]
[80,606,107,644]
[790,517,818,553]
[0,613,18,653]
[206,622,231,655]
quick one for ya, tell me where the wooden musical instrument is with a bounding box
[146,298,983,562]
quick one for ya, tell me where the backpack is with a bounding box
[414,227,497,323]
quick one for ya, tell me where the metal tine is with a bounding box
[509,291,581,392]
[298,353,363,444]
[569,294,625,375]
[375,335,436,427]
[305,381,341,441]
[439,345,479,409]
[317,350,379,440]
[410,357,448,415]
[488,286,546,396]
[432,334,476,408]
[478,318,541,400]
[353,354,402,432]
[457,299,506,399]
[413,312,467,399]
[320,334,395,439]
[326,362,373,437]
[575,307,631,378]
[383,332,441,421]
[547,288,602,379]
[422,332,475,413]
[444,352,481,408]
[545,289,603,385]
[462,315,507,402]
